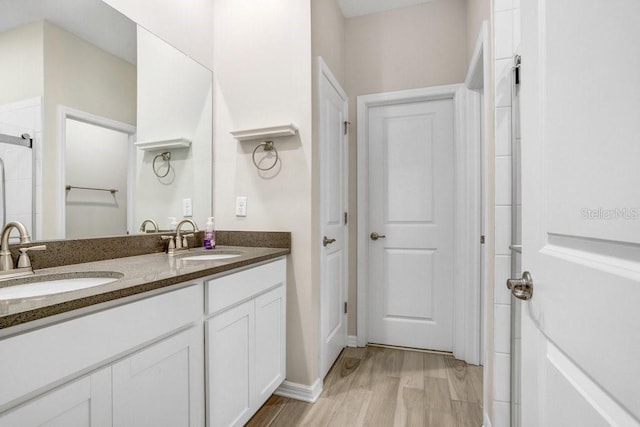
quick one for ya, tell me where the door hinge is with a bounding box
[344,302,348,314]
[480,235,485,244]
[344,121,350,135]
[344,212,348,225]
[513,54,521,85]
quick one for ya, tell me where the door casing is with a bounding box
[356,84,483,365]
[58,106,136,238]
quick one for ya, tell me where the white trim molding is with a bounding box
[466,22,488,90]
[356,84,483,366]
[347,335,358,348]
[274,378,323,403]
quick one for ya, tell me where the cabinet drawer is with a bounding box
[0,284,202,409]
[206,258,286,315]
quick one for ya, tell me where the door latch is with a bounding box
[323,236,336,247]
[506,271,533,300]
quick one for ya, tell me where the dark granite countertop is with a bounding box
[0,245,289,331]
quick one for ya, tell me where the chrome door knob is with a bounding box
[323,236,336,247]
[370,232,386,241]
[506,271,534,300]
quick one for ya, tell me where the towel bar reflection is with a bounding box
[65,185,118,195]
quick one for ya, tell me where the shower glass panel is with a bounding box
[510,54,522,427]
[0,136,34,241]
[0,97,40,240]
[0,140,33,234]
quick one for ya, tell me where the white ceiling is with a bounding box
[0,0,136,64]
[337,0,435,18]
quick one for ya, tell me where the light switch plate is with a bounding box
[235,196,247,217]
[183,198,193,217]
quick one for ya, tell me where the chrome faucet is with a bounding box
[161,219,198,256]
[139,219,159,233]
[0,221,35,275]
[175,219,198,251]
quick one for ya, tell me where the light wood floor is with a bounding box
[247,346,483,427]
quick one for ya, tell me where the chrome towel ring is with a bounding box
[252,141,279,171]
[153,151,171,178]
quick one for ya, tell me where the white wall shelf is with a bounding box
[230,124,298,142]
[135,138,192,151]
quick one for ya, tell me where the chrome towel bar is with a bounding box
[65,185,118,194]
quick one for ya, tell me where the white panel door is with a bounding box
[319,59,348,377]
[112,326,204,427]
[368,99,454,351]
[520,1,640,425]
[0,368,111,427]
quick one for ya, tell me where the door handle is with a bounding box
[323,236,336,247]
[370,232,386,241]
[506,271,534,300]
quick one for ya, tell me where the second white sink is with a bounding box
[181,253,242,261]
[179,250,245,262]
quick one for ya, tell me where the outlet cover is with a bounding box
[183,198,193,217]
[235,196,247,217]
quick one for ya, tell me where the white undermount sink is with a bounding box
[0,273,123,300]
[180,251,244,261]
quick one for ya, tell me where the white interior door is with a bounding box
[520,1,640,425]
[319,59,348,378]
[368,98,454,351]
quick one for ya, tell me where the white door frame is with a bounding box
[464,22,493,424]
[317,57,349,379]
[464,21,490,367]
[356,83,483,365]
[57,106,137,238]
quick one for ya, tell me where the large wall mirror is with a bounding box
[0,0,213,241]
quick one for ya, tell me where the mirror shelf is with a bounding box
[134,137,192,151]
[230,123,298,142]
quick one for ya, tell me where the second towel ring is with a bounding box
[153,151,171,178]
[252,141,279,171]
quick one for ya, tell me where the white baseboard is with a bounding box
[347,335,358,347]
[483,411,492,427]
[274,378,323,403]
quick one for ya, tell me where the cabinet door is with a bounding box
[112,325,204,427]
[0,368,111,427]
[254,285,286,407]
[207,300,254,427]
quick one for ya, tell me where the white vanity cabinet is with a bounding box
[0,368,112,427]
[206,258,286,427]
[0,284,204,427]
[112,325,204,427]
[0,256,288,427]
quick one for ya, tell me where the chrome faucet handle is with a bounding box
[181,234,194,249]
[161,235,176,253]
[17,245,47,269]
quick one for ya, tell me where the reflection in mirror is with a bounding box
[135,26,213,233]
[0,0,212,241]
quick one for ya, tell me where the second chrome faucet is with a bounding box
[161,219,199,256]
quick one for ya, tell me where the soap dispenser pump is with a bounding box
[204,217,215,249]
